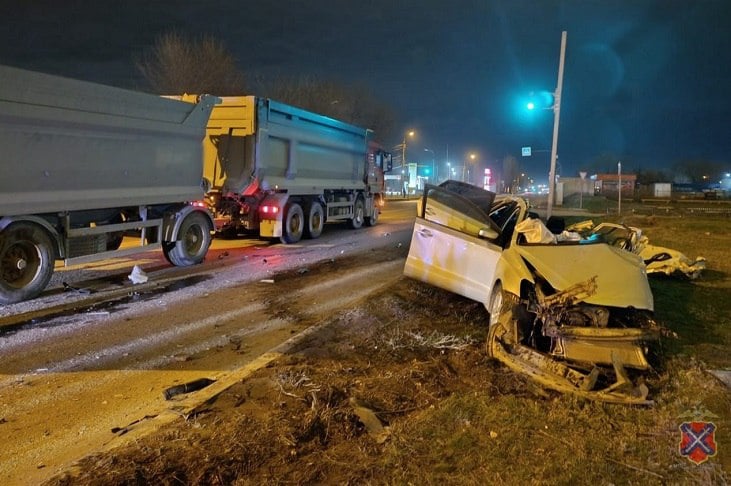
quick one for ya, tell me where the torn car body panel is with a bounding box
[405,181,667,404]
[516,244,654,310]
[568,221,707,280]
[640,243,706,279]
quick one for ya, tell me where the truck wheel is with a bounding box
[281,202,304,244]
[366,205,379,226]
[163,211,212,266]
[0,222,56,304]
[304,202,324,239]
[348,196,365,229]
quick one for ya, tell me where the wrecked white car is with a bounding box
[404,181,665,404]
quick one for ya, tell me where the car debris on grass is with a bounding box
[566,220,707,280]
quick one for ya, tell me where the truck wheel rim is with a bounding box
[184,226,204,254]
[2,242,40,288]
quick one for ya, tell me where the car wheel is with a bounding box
[486,282,518,358]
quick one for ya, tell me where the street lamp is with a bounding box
[464,153,476,183]
[399,130,415,195]
[401,130,415,168]
[424,148,436,182]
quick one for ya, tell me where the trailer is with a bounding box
[0,65,218,304]
[175,95,392,243]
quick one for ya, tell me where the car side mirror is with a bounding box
[478,227,499,240]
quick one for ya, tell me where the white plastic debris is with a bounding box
[128,265,149,284]
[515,218,557,244]
[556,230,582,242]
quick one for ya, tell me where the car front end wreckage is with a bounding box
[405,181,675,405]
[488,232,669,405]
[487,274,667,405]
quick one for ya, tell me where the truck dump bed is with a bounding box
[0,65,216,217]
[193,96,370,196]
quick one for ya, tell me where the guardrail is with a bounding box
[625,205,731,217]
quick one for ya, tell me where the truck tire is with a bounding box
[348,196,365,229]
[281,202,304,244]
[304,202,324,239]
[366,205,379,226]
[0,222,56,304]
[162,211,212,266]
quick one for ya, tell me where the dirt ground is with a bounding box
[45,249,729,485]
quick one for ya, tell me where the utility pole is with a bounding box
[546,31,567,220]
[618,161,622,216]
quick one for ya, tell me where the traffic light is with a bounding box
[526,90,555,110]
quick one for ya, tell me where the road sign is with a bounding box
[522,146,531,157]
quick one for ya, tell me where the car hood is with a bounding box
[515,243,654,311]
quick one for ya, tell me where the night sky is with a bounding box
[1,0,729,181]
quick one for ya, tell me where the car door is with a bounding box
[404,185,502,306]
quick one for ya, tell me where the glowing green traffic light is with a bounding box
[526,102,535,110]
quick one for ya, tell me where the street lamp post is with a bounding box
[401,130,415,168]
[424,148,436,183]
[546,30,566,218]
[617,161,622,216]
[546,31,567,220]
[400,130,415,194]
[464,153,476,183]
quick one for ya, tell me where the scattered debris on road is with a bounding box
[128,265,149,284]
[163,378,216,400]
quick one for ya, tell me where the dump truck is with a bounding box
[0,65,218,304]
[174,95,392,243]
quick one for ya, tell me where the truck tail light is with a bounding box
[190,200,207,208]
[260,205,279,216]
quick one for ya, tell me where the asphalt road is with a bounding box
[0,200,416,485]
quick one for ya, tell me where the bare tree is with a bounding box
[254,74,395,142]
[137,32,246,95]
[672,158,724,184]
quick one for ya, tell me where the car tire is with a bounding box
[486,282,518,358]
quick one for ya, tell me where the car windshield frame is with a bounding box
[420,183,503,236]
